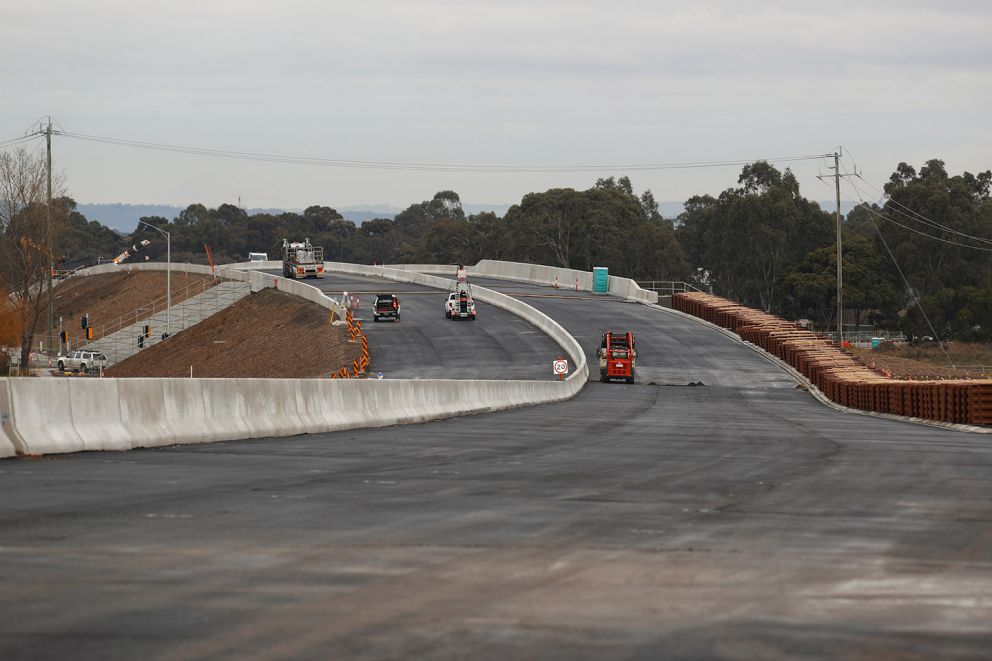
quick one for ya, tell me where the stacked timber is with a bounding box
[672,292,992,426]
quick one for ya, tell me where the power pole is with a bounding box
[817,150,856,346]
[46,118,54,356]
[834,151,843,345]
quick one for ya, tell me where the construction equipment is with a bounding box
[373,293,401,322]
[282,238,325,279]
[445,284,477,320]
[112,239,151,264]
[597,331,636,383]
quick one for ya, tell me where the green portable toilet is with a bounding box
[593,267,609,293]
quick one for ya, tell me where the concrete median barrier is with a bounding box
[8,379,84,455]
[381,259,658,304]
[75,261,344,321]
[0,379,22,457]
[1,260,588,457]
[67,378,131,452]
[1,374,587,456]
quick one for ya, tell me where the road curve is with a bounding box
[1,275,990,659]
[271,270,565,380]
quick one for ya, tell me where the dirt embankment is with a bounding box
[851,342,992,380]
[50,271,216,340]
[106,288,361,378]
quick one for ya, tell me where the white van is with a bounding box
[248,252,268,262]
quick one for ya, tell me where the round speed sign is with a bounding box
[553,359,569,375]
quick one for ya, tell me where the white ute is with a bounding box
[445,286,477,320]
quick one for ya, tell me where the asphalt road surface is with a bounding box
[1,275,990,659]
[276,270,565,380]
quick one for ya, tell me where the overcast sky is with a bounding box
[2,0,989,212]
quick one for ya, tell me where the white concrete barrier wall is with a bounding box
[73,262,343,319]
[0,379,21,457]
[3,376,584,456]
[230,258,657,303]
[382,259,658,304]
[4,260,589,457]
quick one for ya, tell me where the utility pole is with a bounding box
[46,118,54,356]
[834,151,843,345]
[817,150,855,346]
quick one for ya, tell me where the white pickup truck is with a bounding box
[56,350,109,373]
[445,288,477,320]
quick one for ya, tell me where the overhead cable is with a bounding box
[0,134,42,149]
[844,179,956,367]
[54,130,830,174]
[849,173,992,246]
[844,180,992,252]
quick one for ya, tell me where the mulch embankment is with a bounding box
[106,288,360,378]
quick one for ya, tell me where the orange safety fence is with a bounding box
[672,292,992,426]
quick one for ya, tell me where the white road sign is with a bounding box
[553,359,569,375]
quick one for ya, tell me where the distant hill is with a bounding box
[76,204,184,233]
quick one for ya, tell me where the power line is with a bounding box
[848,173,992,246]
[838,150,992,244]
[842,178,956,366]
[0,134,42,149]
[53,129,831,173]
[844,183,992,252]
[865,210,956,368]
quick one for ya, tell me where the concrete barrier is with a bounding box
[382,259,658,304]
[229,258,658,303]
[607,275,658,304]
[0,379,21,457]
[2,259,588,457]
[67,378,131,452]
[74,262,343,320]
[1,372,588,456]
[8,379,84,455]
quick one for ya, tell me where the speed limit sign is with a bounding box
[553,359,569,376]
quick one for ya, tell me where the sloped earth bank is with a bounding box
[851,343,992,380]
[49,270,216,338]
[106,288,361,378]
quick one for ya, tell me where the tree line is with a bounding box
[3,144,992,374]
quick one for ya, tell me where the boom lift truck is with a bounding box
[597,331,637,383]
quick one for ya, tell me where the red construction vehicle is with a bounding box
[597,331,636,383]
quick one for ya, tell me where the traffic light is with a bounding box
[59,331,67,345]
[143,324,151,338]
[80,315,88,330]
[86,328,93,341]
[138,335,144,349]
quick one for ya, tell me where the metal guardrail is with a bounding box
[31,276,223,359]
[82,282,250,365]
[636,281,704,296]
[61,277,219,351]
